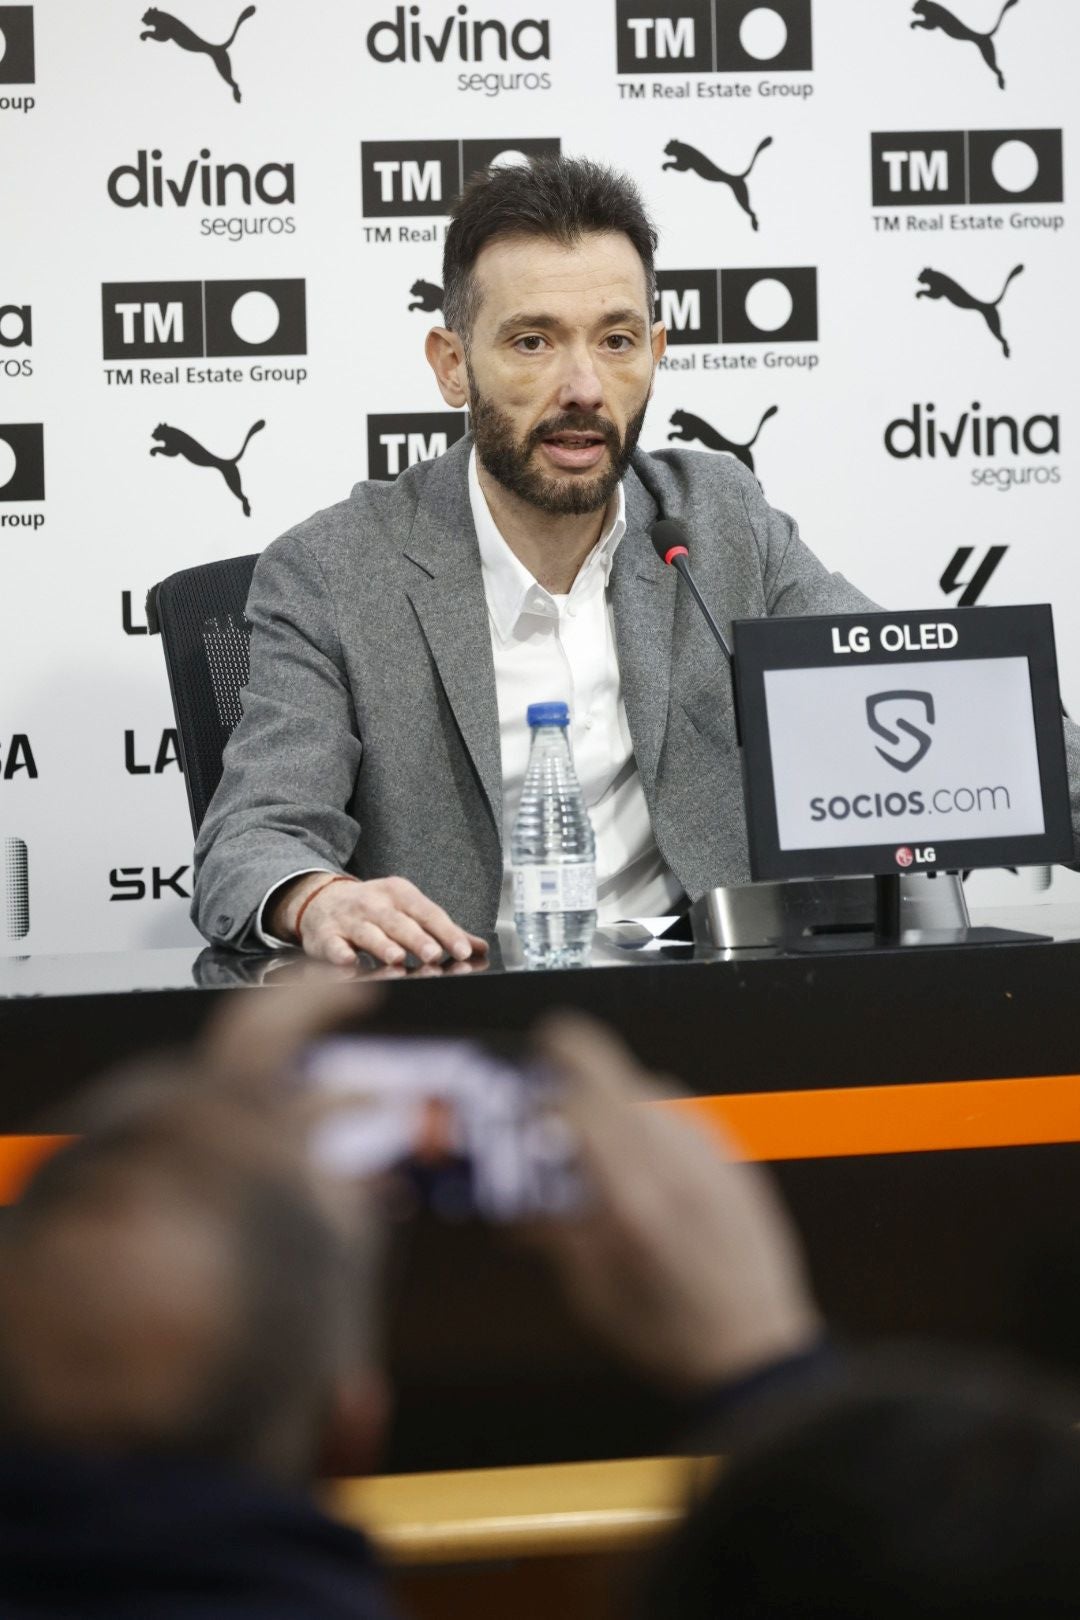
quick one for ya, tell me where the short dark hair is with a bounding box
[442,155,657,341]
[640,1355,1080,1619]
[0,1088,372,1483]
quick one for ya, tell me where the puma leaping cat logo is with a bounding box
[668,406,778,476]
[408,278,444,314]
[916,265,1023,356]
[139,6,256,103]
[150,421,265,516]
[910,0,1020,90]
[661,138,773,231]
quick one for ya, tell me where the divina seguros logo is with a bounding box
[101,280,307,388]
[107,149,296,243]
[366,5,552,97]
[883,400,1060,493]
[0,301,31,376]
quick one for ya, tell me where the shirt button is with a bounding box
[567,605,577,618]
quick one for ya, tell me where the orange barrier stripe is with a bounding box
[0,1136,74,1204]
[1,1076,1079,1204]
[660,1074,1080,1162]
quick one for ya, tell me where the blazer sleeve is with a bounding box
[191,531,364,949]
[733,464,878,619]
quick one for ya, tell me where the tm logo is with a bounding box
[867,690,935,773]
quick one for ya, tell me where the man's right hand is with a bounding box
[269,872,489,969]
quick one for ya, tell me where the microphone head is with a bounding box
[650,518,690,567]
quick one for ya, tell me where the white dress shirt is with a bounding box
[469,451,682,930]
[257,453,682,945]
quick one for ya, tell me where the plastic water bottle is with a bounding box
[511,702,597,969]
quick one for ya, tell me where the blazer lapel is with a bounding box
[402,438,504,838]
[611,466,678,794]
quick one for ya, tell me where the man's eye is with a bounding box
[604,334,633,351]
[515,335,548,353]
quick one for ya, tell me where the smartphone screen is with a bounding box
[302,1037,585,1222]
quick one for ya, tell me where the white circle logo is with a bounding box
[0,439,17,490]
[739,7,788,60]
[230,290,280,346]
[744,277,793,332]
[990,139,1040,194]
[488,149,531,170]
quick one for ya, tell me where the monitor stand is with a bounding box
[791,874,1050,953]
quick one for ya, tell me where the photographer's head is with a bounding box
[0,1086,383,1488]
[426,155,665,517]
[642,1356,1080,1619]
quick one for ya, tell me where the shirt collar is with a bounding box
[468,448,626,641]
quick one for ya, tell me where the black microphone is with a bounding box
[650,518,734,665]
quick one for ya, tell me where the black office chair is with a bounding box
[146,554,259,835]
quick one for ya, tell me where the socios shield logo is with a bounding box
[866,690,935,773]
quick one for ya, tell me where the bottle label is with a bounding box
[513,863,597,914]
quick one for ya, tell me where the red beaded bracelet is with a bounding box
[294,874,357,943]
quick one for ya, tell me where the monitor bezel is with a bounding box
[732,605,1074,881]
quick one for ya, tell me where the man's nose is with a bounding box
[556,348,604,414]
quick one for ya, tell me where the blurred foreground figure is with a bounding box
[0,1054,393,1619]
[640,1358,1080,1620]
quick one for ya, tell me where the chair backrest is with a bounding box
[147,554,259,835]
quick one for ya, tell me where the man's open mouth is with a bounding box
[539,432,610,470]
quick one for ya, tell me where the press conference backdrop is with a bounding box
[2,0,1078,954]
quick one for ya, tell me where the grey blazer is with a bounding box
[192,436,1080,947]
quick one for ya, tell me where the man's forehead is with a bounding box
[473,231,650,320]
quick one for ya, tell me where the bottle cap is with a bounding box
[526,701,570,727]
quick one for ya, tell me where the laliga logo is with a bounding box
[895,845,936,868]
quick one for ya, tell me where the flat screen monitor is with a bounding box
[732,606,1073,880]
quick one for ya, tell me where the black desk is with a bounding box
[3,914,1080,1471]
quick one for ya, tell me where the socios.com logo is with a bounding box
[866,690,935,773]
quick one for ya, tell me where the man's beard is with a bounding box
[468,370,650,516]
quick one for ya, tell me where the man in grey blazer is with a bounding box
[192,157,1079,963]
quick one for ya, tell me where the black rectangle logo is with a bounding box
[656,268,817,344]
[361,139,561,217]
[0,7,34,84]
[720,266,817,343]
[102,280,307,359]
[713,0,812,72]
[0,422,44,500]
[204,280,307,357]
[361,140,461,218]
[367,413,468,480]
[616,0,812,73]
[102,281,203,359]
[615,0,712,73]
[872,130,1063,206]
[655,270,719,344]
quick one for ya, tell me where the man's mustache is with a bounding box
[527,413,621,454]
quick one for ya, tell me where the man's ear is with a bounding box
[425,327,469,408]
[315,1369,390,1480]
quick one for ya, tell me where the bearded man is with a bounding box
[190,157,908,961]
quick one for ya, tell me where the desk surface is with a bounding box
[3,909,1080,1474]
